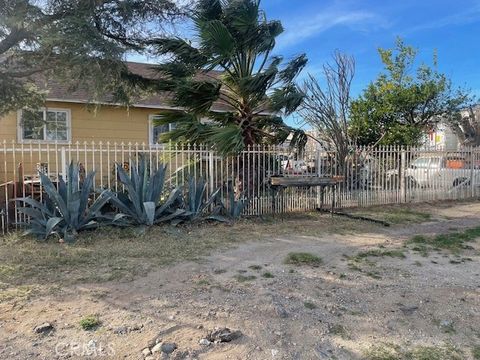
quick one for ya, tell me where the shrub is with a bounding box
[79,315,101,331]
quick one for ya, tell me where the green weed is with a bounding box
[284,252,322,266]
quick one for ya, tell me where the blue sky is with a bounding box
[262,0,480,98]
[128,0,480,127]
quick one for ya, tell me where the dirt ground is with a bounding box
[1,201,480,359]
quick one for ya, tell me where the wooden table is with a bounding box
[269,176,344,215]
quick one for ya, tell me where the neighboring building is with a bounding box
[304,129,324,152]
[0,62,228,147]
[423,105,480,150]
[424,123,459,150]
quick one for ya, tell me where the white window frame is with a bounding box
[148,114,176,147]
[17,107,72,144]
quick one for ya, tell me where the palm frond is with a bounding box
[196,0,223,21]
[198,20,235,58]
[173,80,221,112]
[270,84,305,115]
[279,54,308,83]
[148,37,206,66]
[204,125,245,154]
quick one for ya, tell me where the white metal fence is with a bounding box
[1,141,480,232]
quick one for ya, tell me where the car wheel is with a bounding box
[453,177,469,187]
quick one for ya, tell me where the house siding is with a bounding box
[0,101,160,144]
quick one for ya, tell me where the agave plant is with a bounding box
[222,191,248,221]
[108,159,183,226]
[173,177,227,225]
[15,163,112,241]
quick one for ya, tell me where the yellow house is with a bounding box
[0,62,230,146]
[0,62,229,209]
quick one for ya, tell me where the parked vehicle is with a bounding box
[388,155,480,188]
[281,157,316,174]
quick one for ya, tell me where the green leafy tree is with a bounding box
[149,0,308,154]
[350,37,469,146]
[0,0,185,115]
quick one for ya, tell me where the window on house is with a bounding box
[19,109,70,142]
[149,115,176,145]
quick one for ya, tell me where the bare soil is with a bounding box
[1,201,480,359]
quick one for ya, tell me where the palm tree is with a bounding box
[148,0,308,154]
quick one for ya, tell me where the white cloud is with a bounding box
[277,8,383,50]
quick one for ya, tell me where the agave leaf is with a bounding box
[147,164,166,203]
[40,172,70,223]
[143,201,156,226]
[83,190,112,224]
[22,227,51,240]
[45,217,63,239]
[155,188,181,216]
[113,213,128,222]
[155,208,186,224]
[106,191,136,218]
[202,187,221,211]
[116,163,143,219]
[139,157,148,202]
[16,207,46,220]
[110,213,131,227]
[68,162,80,193]
[81,220,98,230]
[67,192,81,229]
[79,170,96,218]
[194,178,207,213]
[207,214,231,223]
[58,174,68,203]
[170,218,184,227]
[14,197,53,215]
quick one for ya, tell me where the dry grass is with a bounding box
[0,203,447,302]
[364,343,463,360]
[0,213,380,301]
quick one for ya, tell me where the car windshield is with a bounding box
[429,157,442,168]
[411,157,430,168]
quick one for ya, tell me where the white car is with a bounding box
[400,156,479,188]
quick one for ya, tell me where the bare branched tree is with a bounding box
[449,105,480,146]
[299,51,355,172]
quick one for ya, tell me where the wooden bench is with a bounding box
[269,176,344,214]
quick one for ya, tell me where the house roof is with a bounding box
[39,61,232,112]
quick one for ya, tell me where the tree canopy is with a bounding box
[149,0,308,154]
[349,38,470,146]
[0,0,185,115]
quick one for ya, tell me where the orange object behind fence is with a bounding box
[446,159,465,169]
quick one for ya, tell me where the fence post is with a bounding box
[208,150,214,194]
[315,149,321,208]
[0,208,5,235]
[61,146,67,179]
[470,146,475,198]
[400,149,406,203]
